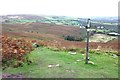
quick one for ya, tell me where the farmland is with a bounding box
[1,15,119,78]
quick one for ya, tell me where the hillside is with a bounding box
[2,22,80,40]
[2,22,118,52]
[1,15,119,78]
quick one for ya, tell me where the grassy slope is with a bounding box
[3,47,118,78]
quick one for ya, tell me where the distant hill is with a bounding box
[1,14,44,20]
[1,14,118,32]
[90,17,117,23]
[1,14,117,24]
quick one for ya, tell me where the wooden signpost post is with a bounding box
[85,19,91,64]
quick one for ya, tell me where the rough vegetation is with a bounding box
[2,36,33,69]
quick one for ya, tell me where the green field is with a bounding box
[3,47,118,78]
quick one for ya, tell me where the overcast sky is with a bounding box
[0,0,119,17]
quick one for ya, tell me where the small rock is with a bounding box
[112,54,118,58]
[55,64,60,67]
[71,70,75,73]
[83,57,90,60]
[68,52,71,54]
[82,54,85,56]
[48,64,60,68]
[76,60,81,62]
[48,64,54,68]
[66,69,75,73]
[69,52,76,55]
[32,43,40,48]
[88,61,95,65]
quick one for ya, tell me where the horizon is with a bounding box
[0,14,118,19]
[0,0,119,18]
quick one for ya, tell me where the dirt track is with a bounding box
[2,73,25,78]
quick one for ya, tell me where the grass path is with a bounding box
[3,47,118,78]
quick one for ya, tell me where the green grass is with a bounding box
[3,47,118,78]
